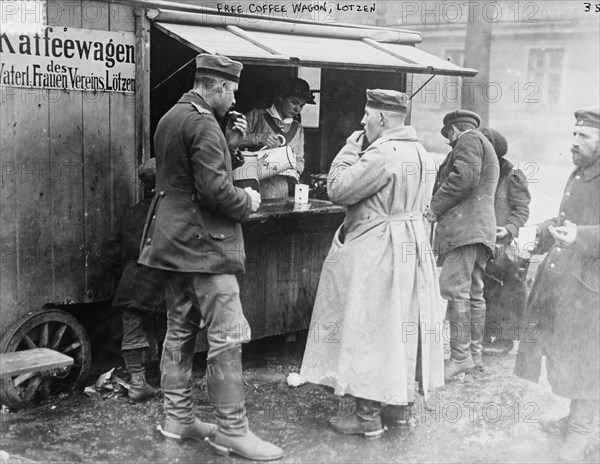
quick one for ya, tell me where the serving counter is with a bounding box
[196,198,345,350]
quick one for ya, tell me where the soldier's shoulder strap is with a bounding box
[190,102,213,116]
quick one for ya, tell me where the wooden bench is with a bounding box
[0,348,73,379]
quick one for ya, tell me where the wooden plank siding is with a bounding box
[0,87,20,331]
[14,87,53,312]
[0,1,139,336]
[82,1,112,301]
[109,1,138,241]
[48,1,85,304]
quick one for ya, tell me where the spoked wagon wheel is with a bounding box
[0,309,91,410]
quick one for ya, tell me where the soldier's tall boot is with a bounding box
[157,339,217,442]
[470,299,486,370]
[445,301,474,380]
[122,348,160,403]
[559,399,598,462]
[328,397,385,439]
[206,345,283,461]
[381,403,416,427]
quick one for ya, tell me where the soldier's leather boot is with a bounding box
[206,345,283,461]
[470,299,486,371]
[559,399,597,462]
[381,403,416,427]
[123,348,161,403]
[445,301,475,380]
[157,416,218,442]
[328,398,385,439]
[159,330,217,443]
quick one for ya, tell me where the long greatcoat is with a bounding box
[139,92,252,273]
[515,161,600,399]
[300,127,445,404]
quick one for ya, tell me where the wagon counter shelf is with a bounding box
[240,198,345,335]
[247,198,345,224]
[192,199,346,351]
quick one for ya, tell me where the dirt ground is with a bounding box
[1,334,599,464]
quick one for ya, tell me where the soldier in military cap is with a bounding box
[515,107,600,462]
[138,54,283,461]
[301,89,445,437]
[425,109,499,380]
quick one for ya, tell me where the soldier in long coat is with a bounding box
[301,89,445,438]
[425,110,499,380]
[515,108,600,462]
[138,54,282,461]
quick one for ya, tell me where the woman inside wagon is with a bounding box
[238,77,315,198]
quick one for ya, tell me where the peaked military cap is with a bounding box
[195,53,243,83]
[441,109,481,137]
[365,89,408,113]
[574,107,600,129]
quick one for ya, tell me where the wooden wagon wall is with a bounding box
[0,1,139,334]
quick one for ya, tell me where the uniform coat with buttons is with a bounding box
[515,161,600,398]
[300,127,446,404]
[138,92,252,273]
[108,197,166,313]
[430,130,499,256]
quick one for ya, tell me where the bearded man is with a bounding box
[515,107,600,462]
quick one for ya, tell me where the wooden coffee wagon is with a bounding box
[0,0,475,409]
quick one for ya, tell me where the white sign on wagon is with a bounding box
[0,24,135,93]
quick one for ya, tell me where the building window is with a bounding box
[527,48,564,104]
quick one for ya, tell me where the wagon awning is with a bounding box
[152,20,477,77]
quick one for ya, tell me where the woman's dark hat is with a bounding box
[279,78,316,104]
